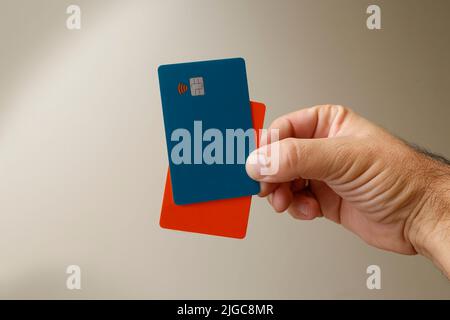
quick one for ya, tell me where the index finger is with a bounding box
[261,104,350,145]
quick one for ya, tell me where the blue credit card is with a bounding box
[158,58,260,205]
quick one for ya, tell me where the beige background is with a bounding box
[0,0,449,299]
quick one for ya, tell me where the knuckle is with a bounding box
[334,105,350,118]
[270,116,289,131]
[334,104,349,112]
[319,104,334,110]
[282,138,302,172]
[336,105,355,124]
[317,104,352,117]
[315,104,334,116]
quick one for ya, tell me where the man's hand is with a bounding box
[246,105,450,278]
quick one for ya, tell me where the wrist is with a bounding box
[408,165,450,279]
[415,211,450,279]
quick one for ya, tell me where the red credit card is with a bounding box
[159,101,266,238]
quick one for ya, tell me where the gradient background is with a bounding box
[0,0,449,299]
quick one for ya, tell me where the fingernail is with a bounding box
[246,150,270,180]
[297,203,309,216]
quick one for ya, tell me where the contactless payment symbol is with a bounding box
[189,77,205,96]
[177,77,205,96]
[177,82,188,95]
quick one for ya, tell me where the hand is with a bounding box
[246,105,450,278]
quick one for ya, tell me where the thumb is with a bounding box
[246,137,356,183]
